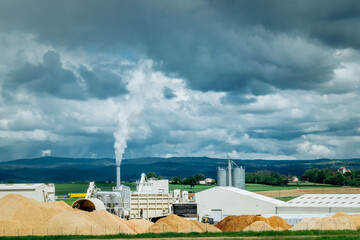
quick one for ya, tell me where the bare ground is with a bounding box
[255,188,360,198]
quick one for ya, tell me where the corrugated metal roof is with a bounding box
[278,194,360,208]
[0,183,45,190]
[216,186,284,205]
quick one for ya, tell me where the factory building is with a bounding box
[0,183,55,202]
[196,186,284,222]
[276,194,360,214]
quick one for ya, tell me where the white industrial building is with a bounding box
[0,183,55,202]
[276,194,360,214]
[196,186,284,222]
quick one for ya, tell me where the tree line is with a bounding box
[300,168,360,186]
[146,172,215,188]
[245,170,289,186]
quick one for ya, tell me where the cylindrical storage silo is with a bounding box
[232,166,245,189]
[217,167,227,186]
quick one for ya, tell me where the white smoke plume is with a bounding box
[113,60,163,166]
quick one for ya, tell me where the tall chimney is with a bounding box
[227,156,232,187]
[116,165,121,189]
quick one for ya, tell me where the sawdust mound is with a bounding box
[332,212,349,218]
[291,216,357,231]
[349,215,360,229]
[190,220,222,233]
[215,215,275,232]
[127,219,154,233]
[0,194,66,222]
[243,221,274,232]
[0,194,135,236]
[268,216,292,230]
[149,214,203,233]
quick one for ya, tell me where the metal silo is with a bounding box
[232,166,245,189]
[217,167,227,186]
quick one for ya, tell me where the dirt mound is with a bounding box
[0,194,136,236]
[268,216,292,230]
[46,200,73,210]
[216,215,274,232]
[291,216,357,231]
[149,214,202,233]
[349,215,360,229]
[190,220,222,233]
[243,221,274,232]
[0,194,67,222]
[128,219,153,233]
[332,212,349,218]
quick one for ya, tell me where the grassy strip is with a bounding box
[3,230,360,239]
[275,196,298,202]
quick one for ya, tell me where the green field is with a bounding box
[2,230,360,240]
[55,182,341,197]
[55,182,216,197]
[246,182,340,192]
[275,196,298,202]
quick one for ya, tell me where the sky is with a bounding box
[0,0,360,161]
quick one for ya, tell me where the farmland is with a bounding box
[55,182,342,198]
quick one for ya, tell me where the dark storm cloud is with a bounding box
[3,50,84,100]
[0,0,356,94]
[162,87,176,99]
[2,50,128,100]
[77,65,128,99]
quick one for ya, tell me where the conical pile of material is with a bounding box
[291,216,357,231]
[268,216,292,230]
[332,212,360,230]
[148,214,221,233]
[190,220,222,233]
[243,221,274,232]
[332,212,349,218]
[0,194,135,236]
[127,219,154,233]
[216,215,284,232]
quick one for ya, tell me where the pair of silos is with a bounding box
[217,166,245,189]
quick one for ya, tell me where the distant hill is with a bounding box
[0,156,359,183]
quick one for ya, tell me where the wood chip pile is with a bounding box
[148,214,221,233]
[215,215,292,232]
[0,194,136,236]
[0,194,221,236]
[291,212,360,231]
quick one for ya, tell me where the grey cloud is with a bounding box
[162,87,176,99]
[77,65,128,99]
[0,0,352,94]
[3,50,84,100]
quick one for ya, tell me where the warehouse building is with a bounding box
[196,186,284,222]
[276,194,360,214]
[0,183,55,202]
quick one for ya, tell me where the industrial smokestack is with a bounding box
[116,165,121,189]
[227,156,232,187]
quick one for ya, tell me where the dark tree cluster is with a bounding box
[300,168,360,186]
[170,173,210,188]
[246,170,289,186]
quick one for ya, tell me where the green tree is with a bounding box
[194,173,205,182]
[170,176,181,184]
[157,175,164,180]
[186,176,197,188]
[146,172,156,179]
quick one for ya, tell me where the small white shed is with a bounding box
[195,186,283,222]
[0,183,55,202]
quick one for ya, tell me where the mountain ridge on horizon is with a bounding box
[0,156,359,183]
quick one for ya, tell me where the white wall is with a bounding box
[196,187,283,221]
[0,183,55,202]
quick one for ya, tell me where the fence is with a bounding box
[0,221,357,236]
